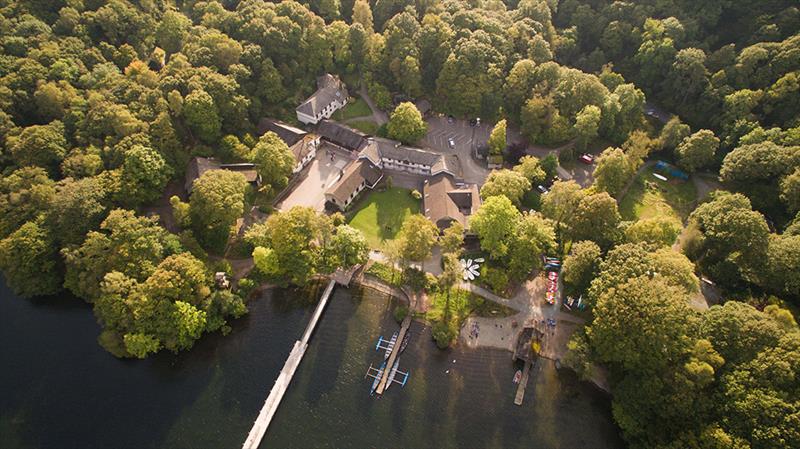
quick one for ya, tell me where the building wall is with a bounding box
[296,98,347,125]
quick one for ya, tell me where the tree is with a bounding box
[48,177,109,246]
[541,180,584,239]
[625,216,682,247]
[0,167,55,238]
[246,207,333,286]
[688,191,770,286]
[189,170,247,252]
[676,130,719,172]
[396,214,438,263]
[183,90,221,144]
[487,119,507,156]
[155,9,191,54]
[562,240,601,296]
[588,276,696,373]
[8,121,67,173]
[568,192,621,247]
[352,0,373,32]
[440,221,464,255]
[480,169,531,205]
[504,59,538,123]
[574,105,601,151]
[659,117,691,152]
[328,224,369,269]
[120,145,172,207]
[507,212,556,281]
[469,195,521,259]
[513,155,547,185]
[764,234,800,298]
[248,131,295,191]
[386,102,427,144]
[62,209,181,301]
[780,167,800,214]
[593,147,634,198]
[0,220,61,298]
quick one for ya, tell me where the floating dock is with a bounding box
[373,315,411,395]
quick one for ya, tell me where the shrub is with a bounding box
[411,189,422,200]
[482,266,509,294]
[432,320,456,349]
[393,304,409,323]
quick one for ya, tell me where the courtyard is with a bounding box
[276,143,352,211]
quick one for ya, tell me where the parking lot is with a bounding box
[276,143,352,211]
[421,116,492,184]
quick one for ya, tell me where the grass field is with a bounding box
[333,97,372,121]
[619,166,697,221]
[347,119,378,135]
[347,187,420,248]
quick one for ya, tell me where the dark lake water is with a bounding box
[0,280,624,449]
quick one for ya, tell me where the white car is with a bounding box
[448,137,455,148]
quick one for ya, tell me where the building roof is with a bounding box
[289,134,318,163]
[296,74,348,117]
[317,120,368,151]
[257,118,308,146]
[325,160,382,205]
[414,99,431,115]
[372,138,441,167]
[423,174,481,229]
[220,163,259,184]
[185,157,259,192]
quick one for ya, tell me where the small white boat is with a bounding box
[513,370,522,384]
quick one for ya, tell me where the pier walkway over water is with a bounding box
[242,278,338,449]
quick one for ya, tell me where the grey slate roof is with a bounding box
[317,120,368,151]
[257,118,308,146]
[296,74,348,117]
[326,160,383,205]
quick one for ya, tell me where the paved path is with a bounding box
[358,84,388,125]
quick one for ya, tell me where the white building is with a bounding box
[296,74,348,125]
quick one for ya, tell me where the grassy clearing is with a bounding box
[333,97,372,120]
[347,187,420,249]
[619,166,697,221]
[347,119,379,135]
[426,287,516,347]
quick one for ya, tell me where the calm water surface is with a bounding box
[0,281,624,448]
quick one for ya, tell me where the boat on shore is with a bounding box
[384,333,398,360]
[398,331,411,354]
[369,361,387,395]
[384,359,400,391]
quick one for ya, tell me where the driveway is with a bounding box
[276,143,352,211]
[420,116,490,185]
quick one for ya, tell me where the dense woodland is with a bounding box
[0,1,798,448]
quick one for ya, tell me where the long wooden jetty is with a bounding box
[514,358,532,406]
[374,315,411,395]
[242,279,337,449]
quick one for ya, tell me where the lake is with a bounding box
[0,280,624,448]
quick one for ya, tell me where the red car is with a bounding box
[579,154,594,164]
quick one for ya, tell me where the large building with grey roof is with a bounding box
[324,136,481,230]
[296,74,348,125]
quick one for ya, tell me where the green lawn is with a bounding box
[347,119,378,135]
[347,187,420,248]
[333,97,372,120]
[619,166,697,221]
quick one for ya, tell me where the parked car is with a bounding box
[579,154,594,164]
[536,185,549,194]
[447,115,455,123]
[448,137,455,148]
